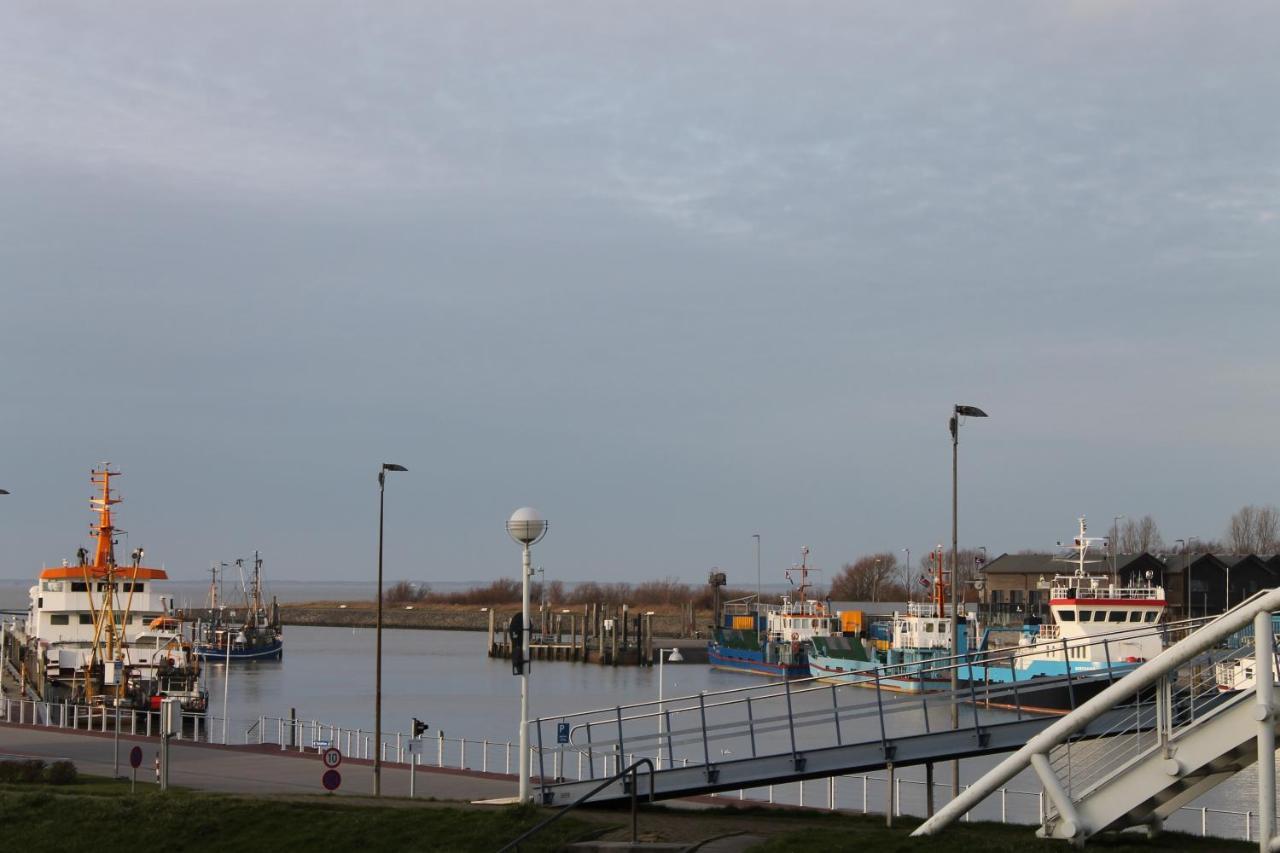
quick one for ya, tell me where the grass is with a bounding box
[0,782,603,853]
[743,809,1256,852]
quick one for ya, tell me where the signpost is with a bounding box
[129,745,142,794]
[557,722,570,745]
[322,769,342,791]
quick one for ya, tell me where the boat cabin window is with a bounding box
[1128,611,1142,622]
[1107,611,1126,623]
[1144,611,1159,623]
[122,582,145,592]
[79,614,93,624]
[96,582,117,592]
[1093,611,1106,622]
[1058,610,1076,621]
[924,623,934,633]
[71,582,88,592]
[41,580,64,592]
[50,614,69,625]
[1079,611,1093,622]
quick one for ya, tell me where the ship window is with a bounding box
[1058,610,1076,621]
[1128,611,1142,622]
[79,614,93,624]
[924,623,934,633]
[1079,611,1093,622]
[123,582,145,592]
[42,580,65,592]
[96,582,117,592]
[1094,611,1106,622]
[50,614,69,625]
[1144,611,1158,623]
[1108,611,1126,623]
[71,582,88,592]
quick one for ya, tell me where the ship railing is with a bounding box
[526,613,1220,803]
[1046,584,1163,601]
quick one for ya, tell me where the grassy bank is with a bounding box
[0,780,600,853]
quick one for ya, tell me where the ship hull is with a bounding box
[194,638,283,661]
[707,644,808,679]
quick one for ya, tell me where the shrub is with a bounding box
[0,759,46,784]
[46,761,77,785]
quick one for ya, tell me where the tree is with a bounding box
[829,553,903,602]
[1226,505,1280,554]
[1118,516,1165,554]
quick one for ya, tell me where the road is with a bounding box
[0,722,517,801]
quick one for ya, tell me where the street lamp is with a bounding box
[950,402,987,804]
[1176,538,1198,619]
[507,506,548,803]
[373,462,407,797]
[903,548,911,602]
[1112,515,1125,583]
[656,647,684,769]
[753,534,761,634]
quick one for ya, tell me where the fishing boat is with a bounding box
[708,546,838,678]
[808,547,979,693]
[963,517,1165,710]
[25,466,205,710]
[193,552,283,661]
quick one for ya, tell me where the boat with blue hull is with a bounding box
[708,546,837,679]
[194,552,283,662]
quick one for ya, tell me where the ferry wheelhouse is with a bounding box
[26,467,203,708]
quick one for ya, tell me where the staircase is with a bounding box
[913,592,1280,851]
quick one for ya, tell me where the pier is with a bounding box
[485,603,707,666]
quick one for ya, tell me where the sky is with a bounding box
[2,2,1278,588]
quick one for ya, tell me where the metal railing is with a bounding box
[497,758,654,853]
[527,614,1217,801]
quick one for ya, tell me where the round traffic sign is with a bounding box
[322,769,342,791]
[129,746,143,769]
[322,747,342,769]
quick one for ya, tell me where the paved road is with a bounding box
[0,722,516,801]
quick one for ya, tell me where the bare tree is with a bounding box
[1118,516,1165,554]
[1226,504,1280,554]
[829,553,902,602]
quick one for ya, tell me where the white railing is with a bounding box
[913,588,1280,844]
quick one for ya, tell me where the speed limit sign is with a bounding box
[322,747,342,769]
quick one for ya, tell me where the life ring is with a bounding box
[791,632,799,641]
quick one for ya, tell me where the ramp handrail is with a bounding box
[911,587,1280,838]
[496,757,654,853]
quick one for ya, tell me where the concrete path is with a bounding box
[0,722,516,801]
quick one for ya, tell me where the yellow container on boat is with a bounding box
[839,610,864,634]
[731,615,755,630]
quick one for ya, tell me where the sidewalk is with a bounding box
[0,721,515,800]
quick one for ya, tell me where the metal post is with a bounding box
[746,696,757,757]
[785,677,801,770]
[409,740,417,799]
[1255,610,1274,852]
[830,684,842,745]
[886,764,894,827]
[113,700,120,777]
[519,542,532,801]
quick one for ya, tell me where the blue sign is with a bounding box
[557,722,570,744]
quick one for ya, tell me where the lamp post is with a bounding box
[950,403,987,804]
[903,548,911,602]
[656,647,683,769]
[1176,538,1198,619]
[1111,515,1125,583]
[373,462,408,797]
[753,534,761,633]
[0,491,7,702]
[507,507,548,803]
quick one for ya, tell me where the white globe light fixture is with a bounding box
[507,506,548,803]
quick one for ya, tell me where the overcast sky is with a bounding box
[2,2,1278,587]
